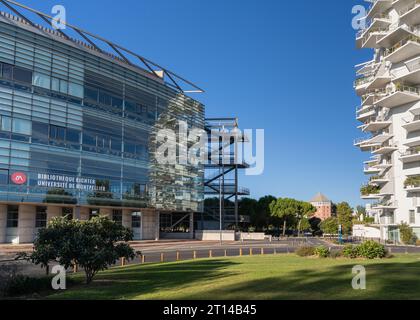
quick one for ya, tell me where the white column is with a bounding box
[47,206,61,222]
[189,212,194,240]
[18,205,36,244]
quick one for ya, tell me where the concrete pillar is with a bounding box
[80,207,89,221]
[100,208,112,219]
[47,206,61,222]
[122,209,132,229]
[189,212,194,240]
[0,204,7,243]
[18,205,36,244]
[155,211,160,241]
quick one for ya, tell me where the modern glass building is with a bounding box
[0,4,205,243]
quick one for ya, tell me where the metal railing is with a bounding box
[399,0,420,16]
[385,35,420,57]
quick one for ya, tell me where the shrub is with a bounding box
[330,250,343,259]
[356,240,387,259]
[342,245,359,259]
[4,275,53,297]
[295,246,315,257]
[399,223,417,245]
[314,246,330,258]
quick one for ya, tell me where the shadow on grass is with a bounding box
[192,259,420,300]
[49,259,240,300]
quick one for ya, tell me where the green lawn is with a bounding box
[47,254,420,300]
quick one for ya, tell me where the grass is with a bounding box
[46,254,420,300]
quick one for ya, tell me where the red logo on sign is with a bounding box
[11,172,27,185]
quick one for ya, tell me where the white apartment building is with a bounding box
[355,0,420,241]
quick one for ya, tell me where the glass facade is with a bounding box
[0,16,205,213]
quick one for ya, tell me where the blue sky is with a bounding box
[16,0,371,206]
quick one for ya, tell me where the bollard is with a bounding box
[261,248,264,255]
[141,255,145,264]
[224,249,227,257]
[240,248,243,256]
[121,257,125,267]
[193,251,197,259]
[209,250,213,258]
[176,252,180,261]
[250,248,253,256]
[161,253,164,263]
[274,248,277,255]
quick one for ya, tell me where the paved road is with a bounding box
[2,238,420,277]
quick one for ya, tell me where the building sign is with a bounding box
[36,173,106,192]
[11,172,27,185]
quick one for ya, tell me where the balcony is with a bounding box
[399,0,420,26]
[356,106,377,121]
[354,75,375,95]
[366,0,393,19]
[356,14,392,46]
[374,84,420,108]
[385,35,420,63]
[363,118,392,132]
[402,115,420,132]
[372,200,398,210]
[372,142,398,155]
[404,175,420,192]
[377,25,419,48]
[369,174,390,185]
[392,57,420,85]
[400,146,420,163]
[360,184,382,199]
[358,28,390,49]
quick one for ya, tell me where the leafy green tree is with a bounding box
[269,198,315,236]
[398,222,417,245]
[298,217,311,233]
[239,197,258,229]
[21,216,135,284]
[319,217,339,235]
[336,202,354,235]
[255,195,276,231]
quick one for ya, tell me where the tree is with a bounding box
[22,216,135,284]
[398,222,417,245]
[319,217,339,235]
[298,217,311,233]
[239,198,258,230]
[255,195,276,231]
[336,202,353,235]
[269,198,315,236]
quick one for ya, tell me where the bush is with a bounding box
[399,223,417,245]
[4,275,53,297]
[357,240,387,259]
[295,246,315,257]
[342,245,359,259]
[330,250,343,259]
[314,246,330,258]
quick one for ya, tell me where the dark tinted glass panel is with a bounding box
[66,128,80,143]
[32,122,49,144]
[13,67,32,84]
[1,64,13,80]
[85,87,98,101]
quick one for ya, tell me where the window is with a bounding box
[51,77,60,91]
[59,80,68,94]
[33,72,51,89]
[132,212,141,228]
[13,67,32,84]
[1,116,11,132]
[410,210,416,224]
[6,205,18,228]
[89,208,99,220]
[99,91,112,106]
[35,206,47,228]
[0,169,8,186]
[32,121,49,144]
[62,207,73,220]
[68,82,84,98]
[49,125,66,141]
[66,128,80,144]
[112,210,122,225]
[1,64,13,80]
[85,87,98,101]
[12,118,31,135]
